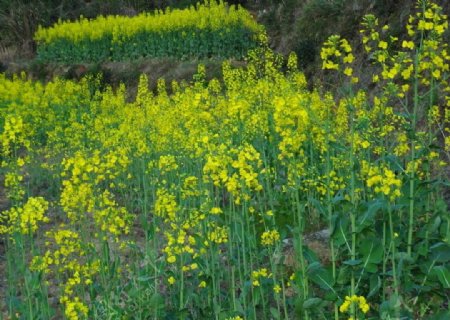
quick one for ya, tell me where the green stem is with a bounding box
[408,17,424,258]
[382,220,387,300]
[281,280,289,320]
[231,265,237,312]
[388,203,399,296]
[325,103,338,320]
[179,256,184,311]
[209,239,220,319]
[349,98,356,319]
[294,190,309,320]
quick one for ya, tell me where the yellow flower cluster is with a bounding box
[1,115,31,157]
[0,197,49,235]
[158,154,179,173]
[339,295,370,315]
[287,273,296,287]
[312,169,346,198]
[63,297,89,320]
[260,229,280,246]
[3,170,25,202]
[362,161,402,201]
[203,143,263,204]
[411,2,448,36]
[181,175,202,199]
[360,1,449,90]
[31,227,100,320]
[155,188,179,222]
[251,268,271,287]
[207,223,228,244]
[60,149,132,238]
[321,35,358,83]
[273,284,282,294]
[273,96,309,161]
[93,190,132,240]
[163,225,200,262]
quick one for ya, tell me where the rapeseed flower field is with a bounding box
[34,0,263,62]
[0,0,449,319]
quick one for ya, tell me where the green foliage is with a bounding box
[36,26,260,63]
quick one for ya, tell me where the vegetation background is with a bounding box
[1,0,448,91]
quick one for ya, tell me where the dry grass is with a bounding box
[0,45,17,63]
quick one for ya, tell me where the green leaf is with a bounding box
[418,241,428,256]
[294,297,305,316]
[427,216,442,234]
[365,262,378,273]
[343,259,362,266]
[360,237,383,264]
[337,265,350,285]
[137,276,151,282]
[432,266,450,288]
[368,274,381,298]
[357,199,384,231]
[380,293,402,318]
[332,214,350,248]
[309,267,336,292]
[235,299,244,314]
[270,307,281,319]
[323,291,338,301]
[307,261,322,274]
[308,197,327,217]
[426,310,450,320]
[213,299,221,315]
[303,298,323,309]
[303,245,320,264]
[430,242,450,262]
[176,308,190,318]
[149,293,165,310]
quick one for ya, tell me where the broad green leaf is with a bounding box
[137,276,151,282]
[270,307,281,319]
[365,262,378,273]
[307,261,322,274]
[337,265,351,285]
[360,237,383,264]
[303,297,323,309]
[357,199,384,232]
[149,293,165,310]
[368,274,381,298]
[309,267,336,292]
[430,242,450,262]
[427,216,442,234]
[427,310,450,320]
[343,259,362,266]
[432,266,450,288]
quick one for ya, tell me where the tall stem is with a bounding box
[408,19,424,258]
[388,207,399,293]
[294,190,309,320]
[325,99,338,320]
[349,97,357,319]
